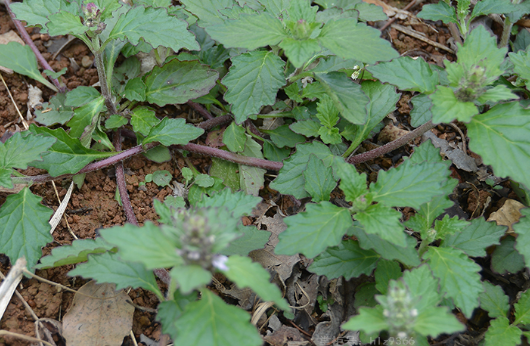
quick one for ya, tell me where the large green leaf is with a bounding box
[68,252,163,299]
[314,71,368,125]
[0,42,57,91]
[318,19,398,63]
[402,265,441,314]
[417,1,457,24]
[180,0,235,27]
[100,222,182,269]
[515,289,530,325]
[467,102,530,189]
[106,5,199,52]
[35,238,115,269]
[222,50,286,123]
[471,0,518,20]
[369,158,449,209]
[367,57,439,93]
[484,317,522,346]
[206,13,287,49]
[0,188,53,269]
[355,203,406,247]
[270,141,334,199]
[309,239,379,280]
[430,86,478,123]
[195,188,261,218]
[10,0,79,33]
[28,125,115,176]
[442,218,506,257]
[491,237,525,275]
[480,281,510,319]
[170,265,212,294]
[144,59,218,106]
[224,255,289,310]
[142,117,204,146]
[413,307,466,337]
[275,201,353,258]
[174,289,262,346]
[303,154,337,202]
[46,11,87,36]
[424,247,482,318]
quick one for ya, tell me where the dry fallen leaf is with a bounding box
[488,199,525,234]
[63,281,134,346]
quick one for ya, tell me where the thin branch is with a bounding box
[196,114,232,130]
[187,101,214,120]
[4,0,66,93]
[113,130,138,225]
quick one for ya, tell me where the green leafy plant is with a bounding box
[3,0,530,345]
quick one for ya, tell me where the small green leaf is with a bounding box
[263,141,291,162]
[131,106,160,136]
[142,117,204,146]
[343,305,389,335]
[224,255,289,310]
[491,237,525,275]
[417,1,458,24]
[195,174,215,188]
[402,265,441,313]
[35,238,115,269]
[106,5,199,52]
[67,96,106,138]
[0,188,53,269]
[442,218,506,257]
[223,122,247,152]
[410,94,433,127]
[35,93,74,126]
[195,188,261,218]
[151,170,172,187]
[467,102,530,190]
[170,265,212,294]
[433,215,470,240]
[431,86,478,123]
[124,77,147,102]
[262,125,306,148]
[206,158,239,192]
[375,260,402,294]
[239,136,266,196]
[290,120,320,137]
[144,59,218,107]
[69,252,163,299]
[220,226,270,256]
[46,11,87,36]
[181,167,194,183]
[144,146,171,163]
[480,281,509,319]
[514,208,530,268]
[276,201,354,258]
[367,57,439,93]
[424,247,482,318]
[309,239,379,280]
[318,19,398,64]
[355,203,407,247]
[279,37,321,68]
[65,86,101,107]
[515,289,530,325]
[334,158,368,202]
[476,85,518,104]
[222,50,286,123]
[180,0,234,27]
[105,115,128,129]
[174,289,262,346]
[44,67,67,79]
[471,0,518,20]
[484,317,522,346]
[303,155,337,202]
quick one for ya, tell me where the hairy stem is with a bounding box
[4,0,65,93]
[196,114,232,130]
[112,130,138,225]
[92,39,117,114]
[187,101,214,120]
[499,16,513,49]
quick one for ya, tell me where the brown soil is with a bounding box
[0,1,519,346]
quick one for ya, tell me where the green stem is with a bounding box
[499,16,513,49]
[257,112,295,119]
[417,238,430,258]
[92,36,117,114]
[246,126,266,142]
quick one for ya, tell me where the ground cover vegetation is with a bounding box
[1,0,530,345]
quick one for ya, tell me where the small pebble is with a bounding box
[81,55,94,68]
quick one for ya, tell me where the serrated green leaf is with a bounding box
[410,93,433,127]
[320,124,344,144]
[318,19,398,63]
[484,317,522,346]
[0,131,55,172]
[355,2,387,21]
[309,239,379,280]
[175,289,262,346]
[35,238,115,269]
[10,0,79,34]
[433,215,470,240]
[477,85,518,104]
[276,201,353,258]
[350,225,420,267]
[196,188,261,218]
[334,158,368,202]
[355,203,407,247]
[206,13,287,49]
[316,94,339,128]
[35,93,74,126]
[314,71,368,125]
[343,305,389,335]
[46,11,87,36]
[105,114,128,129]
[180,0,235,26]
[471,0,517,20]
[431,86,478,123]
[370,159,449,209]
[417,2,457,24]
[410,138,448,165]
[424,247,482,317]
[263,125,306,148]
[144,59,218,107]
[65,86,102,107]
[491,237,525,275]
[170,265,212,294]
[442,217,505,257]
[100,222,182,269]
[222,50,285,123]
[514,208,530,268]
[130,106,160,136]
[206,158,239,193]
[279,37,321,68]
[223,122,247,152]
[413,306,465,337]
[467,102,530,189]
[142,117,204,146]
[375,260,401,294]
[290,120,320,137]
[0,42,56,91]
[224,255,289,309]
[515,289,530,325]
[195,174,215,188]
[106,5,199,52]
[69,252,163,299]
[239,136,266,196]
[0,169,13,189]
[67,96,106,138]
[220,226,270,256]
[480,281,509,319]
[0,188,53,269]
[270,141,333,199]
[303,155,337,202]
[156,291,197,340]
[510,47,530,82]
[28,125,115,176]
[367,57,439,93]
[124,77,146,102]
[402,265,441,314]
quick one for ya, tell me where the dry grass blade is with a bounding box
[391,23,455,54]
[0,71,29,130]
[0,257,26,320]
[49,181,77,238]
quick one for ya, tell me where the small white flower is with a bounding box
[212,255,229,271]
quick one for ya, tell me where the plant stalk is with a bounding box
[187,101,214,120]
[112,130,138,225]
[92,38,117,114]
[499,16,513,49]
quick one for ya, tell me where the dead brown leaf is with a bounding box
[487,199,525,234]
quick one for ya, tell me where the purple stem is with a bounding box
[197,114,232,130]
[187,101,214,120]
[4,0,66,93]
[347,121,435,164]
[112,130,138,226]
